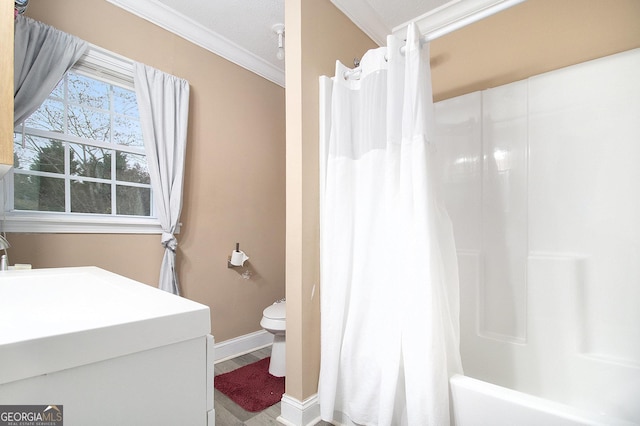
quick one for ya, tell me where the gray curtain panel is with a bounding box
[14,15,88,126]
[134,62,190,296]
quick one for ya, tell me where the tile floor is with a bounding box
[214,346,333,426]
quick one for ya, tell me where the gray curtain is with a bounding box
[14,15,88,126]
[133,62,190,296]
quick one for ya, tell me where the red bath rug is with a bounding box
[214,357,285,412]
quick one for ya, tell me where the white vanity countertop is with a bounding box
[0,266,211,385]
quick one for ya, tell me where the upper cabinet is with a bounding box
[0,1,14,177]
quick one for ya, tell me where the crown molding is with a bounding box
[105,0,285,87]
[329,0,390,46]
[393,0,526,40]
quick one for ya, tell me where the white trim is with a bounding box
[213,330,273,363]
[74,43,135,88]
[206,335,215,413]
[392,0,526,40]
[18,127,146,157]
[104,0,285,88]
[0,211,164,234]
[278,393,321,426]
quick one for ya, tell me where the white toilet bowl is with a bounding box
[260,300,286,377]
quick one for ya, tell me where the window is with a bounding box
[5,46,161,233]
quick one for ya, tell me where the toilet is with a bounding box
[260,300,286,377]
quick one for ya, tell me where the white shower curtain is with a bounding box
[319,23,462,426]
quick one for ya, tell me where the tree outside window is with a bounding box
[13,71,152,217]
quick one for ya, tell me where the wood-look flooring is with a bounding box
[214,347,333,426]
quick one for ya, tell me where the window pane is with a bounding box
[24,98,64,132]
[116,151,149,184]
[68,105,111,141]
[113,85,138,116]
[68,73,109,110]
[69,143,111,179]
[13,132,22,164]
[117,185,151,216]
[14,174,65,212]
[113,115,143,147]
[14,136,65,174]
[70,180,111,214]
[12,53,153,220]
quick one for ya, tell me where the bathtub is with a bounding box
[450,375,636,426]
[436,49,640,426]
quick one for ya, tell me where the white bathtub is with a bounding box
[436,50,640,426]
[450,375,636,426]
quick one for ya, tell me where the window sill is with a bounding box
[1,212,165,234]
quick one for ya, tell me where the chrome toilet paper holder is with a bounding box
[228,242,249,268]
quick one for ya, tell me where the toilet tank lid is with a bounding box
[263,301,286,320]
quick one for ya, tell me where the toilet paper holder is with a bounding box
[228,242,250,268]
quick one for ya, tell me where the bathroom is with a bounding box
[2,0,639,425]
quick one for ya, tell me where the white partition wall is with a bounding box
[434,49,640,424]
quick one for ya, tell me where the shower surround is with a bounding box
[435,48,640,424]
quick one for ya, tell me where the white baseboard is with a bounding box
[277,393,320,426]
[213,330,273,363]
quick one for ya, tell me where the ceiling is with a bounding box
[104,0,523,88]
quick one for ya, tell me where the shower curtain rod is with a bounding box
[343,0,525,80]
[342,32,433,80]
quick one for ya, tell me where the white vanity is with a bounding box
[0,266,214,425]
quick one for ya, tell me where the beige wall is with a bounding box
[431,0,640,101]
[285,0,376,401]
[9,0,286,343]
[285,0,640,403]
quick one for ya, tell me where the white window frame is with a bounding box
[2,44,163,234]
